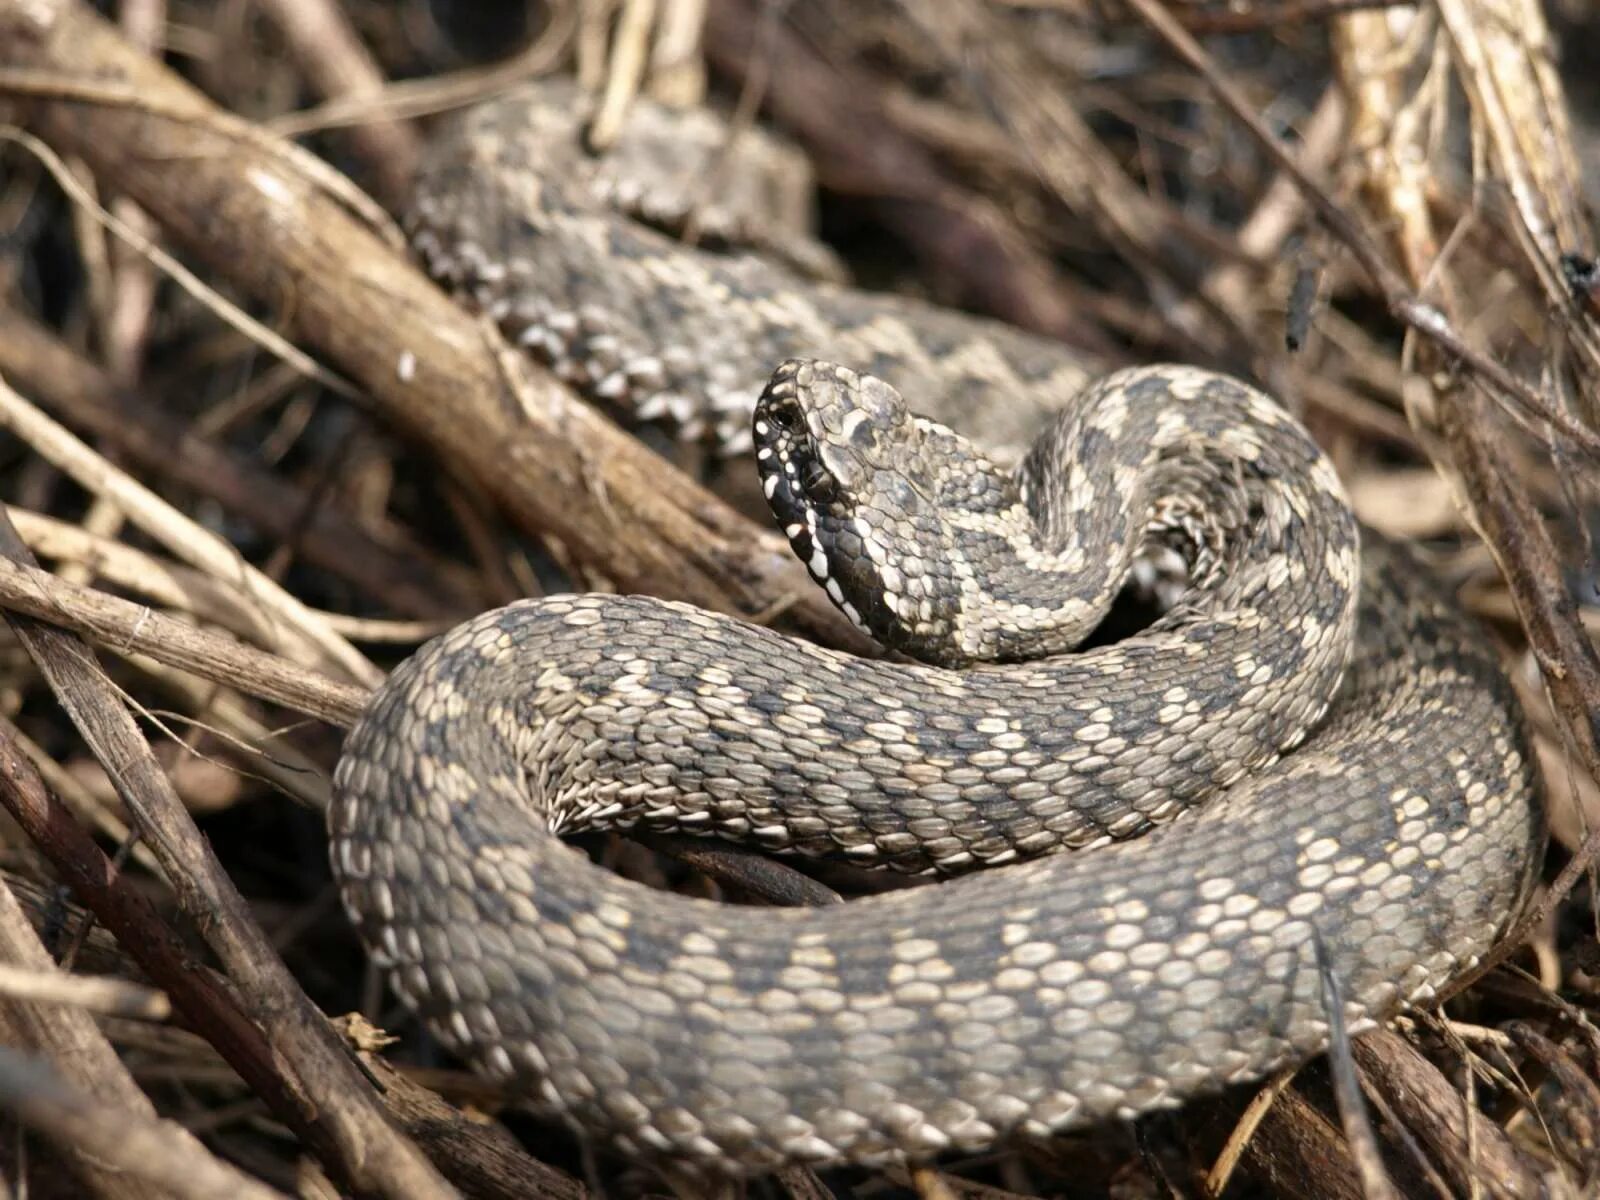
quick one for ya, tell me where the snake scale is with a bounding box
[329,82,1545,1175]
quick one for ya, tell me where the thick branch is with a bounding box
[0,0,861,651]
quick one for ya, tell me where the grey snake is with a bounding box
[328,82,1544,1175]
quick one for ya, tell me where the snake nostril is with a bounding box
[800,458,841,505]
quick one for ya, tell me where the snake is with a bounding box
[329,82,1545,1175]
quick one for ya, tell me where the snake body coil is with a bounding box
[330,85,1544,1175]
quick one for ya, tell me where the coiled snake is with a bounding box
[329,84,1544,1175]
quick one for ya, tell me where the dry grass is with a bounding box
[0,0,1595,1196]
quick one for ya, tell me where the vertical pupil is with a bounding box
[771,400,801,432]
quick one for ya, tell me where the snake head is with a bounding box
[755,358,1020,663]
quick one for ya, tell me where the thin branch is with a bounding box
[0,962,169,1020]
[0,551,364,727]
[1121,0,1600,461]
[0,1046,287,1200]
[254,0,420,203]
[0,0,863,651]
[0,502,451,1197]
[0,870,173,1200]
[0,371,380,685]
[0,124,359,399]
[0,304,481,621]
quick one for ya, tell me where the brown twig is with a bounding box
[0,0,863,654]
[0,724,553,1199]
[1430,385,1600,996]
[342,1025,587,1200]
[1128,0,1600,1004]
[0,549,364,727]
[1123,0,1596,1188]
[0,961,169,1019]
[1318,952,1400,1200]
[586,0,657,151]
[1326,0,1600,991]
[0,1045,288,1200]
[0,502,449,1196]
[101,0,161,389]
[0,304,483,621]
[255,0,420,204]
[888,0,1251,362]
[129,655,335,812]
[1438,385,1600,760]
[0,871,173,1199]
[1122,0,1600,462]
[1165,0,1421,35]
[703,0,1116,357]
[3,711,162,873]
[0,371,380,685]
[11,506,322,654]
[1207,1085,1369,1200]
[1354,1030,1547,1199]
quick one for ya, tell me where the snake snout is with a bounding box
[755,360,870,516]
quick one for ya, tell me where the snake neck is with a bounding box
[758,360,1359,670]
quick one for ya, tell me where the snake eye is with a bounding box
[760,396,803,437]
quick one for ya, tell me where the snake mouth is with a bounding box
[755,364,830,565]
[754,362,878,635]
